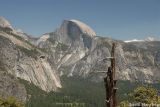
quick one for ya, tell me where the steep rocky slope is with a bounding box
[120,41,160,82]
[37,19,160,83]
[0,17,61,100]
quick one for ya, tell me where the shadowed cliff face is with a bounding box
[67,21,81,40]
[52,20,95,49]
[67,20,95,49]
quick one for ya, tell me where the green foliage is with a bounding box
[116,80,140,102]
[119,85,160,106]
[119,101,129,107]
[20,76,160,107]
[0,27,24,42]
[130,86,158,104]
[16,46,39,59]
[56,43,69,51]
[0,96,24,107]
[20,76,106,107]
[58,76,106,107]
[0,60,6,71]
[10,32,24,41]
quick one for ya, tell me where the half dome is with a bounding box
[69,19,96,37]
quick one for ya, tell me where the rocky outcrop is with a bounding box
[15,57,61,92]
[0,33,61,92]
[119,41,160,83]
[69,19,96,36]
[37,20,97,71]
[0,70,27,102]
[0,18,62,99]
[37,19,160,83]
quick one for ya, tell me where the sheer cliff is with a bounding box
[0,17,61,101]
[37,19,160,83]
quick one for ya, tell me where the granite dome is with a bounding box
[69,19,96,37]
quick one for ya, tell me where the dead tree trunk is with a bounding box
[104,43,117,107]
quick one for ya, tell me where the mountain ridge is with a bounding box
[0,17,160,101]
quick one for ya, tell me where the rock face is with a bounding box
[37,20,97,74]
[0,70,27,101]
[120,41,160,83]
[0,17,61,101]
[0,32,61,92]
[69,19,96,36]
[37,19,160,83]
[0,17,160,101]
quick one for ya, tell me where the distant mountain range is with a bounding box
[124,37,160,43]
[0,16,160,101]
